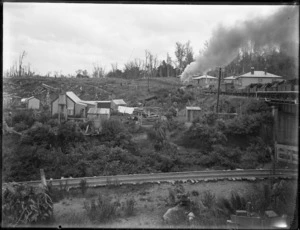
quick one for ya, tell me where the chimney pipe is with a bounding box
[264,68,267,75]
[251,67,254,75]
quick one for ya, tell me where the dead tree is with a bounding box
[18,51,27,77]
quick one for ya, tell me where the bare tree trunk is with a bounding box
[18,51,26,77]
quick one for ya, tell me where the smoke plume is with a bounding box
[181,6,299,82]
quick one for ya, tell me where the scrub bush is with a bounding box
[2,183,53,227]
[84,194,118,223]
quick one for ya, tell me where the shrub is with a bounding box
[37,112,51,124]
[12,110,36,127]
[147,120,169,151]
[201,190,216,210]
[209,145,242,169]
[230,191,246,211]
[21,123,55,146]
[224,112,273,136]
[79,179,88,195]
[191,190,199,196]
[14,121,29,132]
[2,183,53,227]
[244,100,270,114]
[246,137,272,165]
[101,119,125,141]
[216,197,235,216]
[167,188,177,206]
[47,180,69,203]
[165,106,177,120]
[123,197,136,217]
[84,194,117,223]
[181,123,227,152]
[240,151,260,169]
[57,120,85,148]
[46,118,60,127]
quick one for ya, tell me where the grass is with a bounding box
[49,179,297,228]
[83,194,118,223]
[123,197,136,217]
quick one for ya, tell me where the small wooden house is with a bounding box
[21,96,40,110]
[186,106,201,122]
[111,99,127,111]
[51,91,87,118]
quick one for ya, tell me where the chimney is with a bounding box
[251,67,254,75]
[264,68,267,75]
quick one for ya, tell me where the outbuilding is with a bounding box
[111,99,127,111]
[51,91,87,118]
[21,96,40,110]
[186,106,201,122]
[87,108,110,120]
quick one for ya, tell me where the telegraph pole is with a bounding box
[216,67,222,115]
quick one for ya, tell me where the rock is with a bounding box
[163,205,187,225]
[248,177,256,181]
[188,212,195,221]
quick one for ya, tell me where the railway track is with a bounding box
[3,169,297,189]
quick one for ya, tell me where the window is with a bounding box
[67,108,74,115]
[258,78,263,83]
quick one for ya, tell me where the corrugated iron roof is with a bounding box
[66,91,82,103]
[81,101,97,105]
[21,96,36,103]
[112,99,126,105]
[224,76,236,80]
[118,106,134,114]
[238,71,282,78]
[186,106,201,110]
[193,75,217,80]
[88,108,110,114]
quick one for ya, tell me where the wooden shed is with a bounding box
[186,106,201,122]
[21,96,40,110]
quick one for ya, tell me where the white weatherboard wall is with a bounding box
[27,97,40,109]
[238,77,282,88]
[52,98,59,115]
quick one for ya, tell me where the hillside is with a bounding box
[3,76,183,106]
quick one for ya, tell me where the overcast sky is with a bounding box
[3,3,284,76]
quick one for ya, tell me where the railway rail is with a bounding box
[3,169,297,189]
[205,90,298,104]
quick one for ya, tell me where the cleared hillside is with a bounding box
[3,77,183,105]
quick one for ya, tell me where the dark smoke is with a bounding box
[181,6,299,82]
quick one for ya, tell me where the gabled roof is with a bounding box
[80,101,98,106]
[66,91,82,103]
[224,76,236,80]
[21,96,38,103]
[87,108,110,114]
[238,71,282,78]
[193,75,216,80]
[112,99,126,105]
